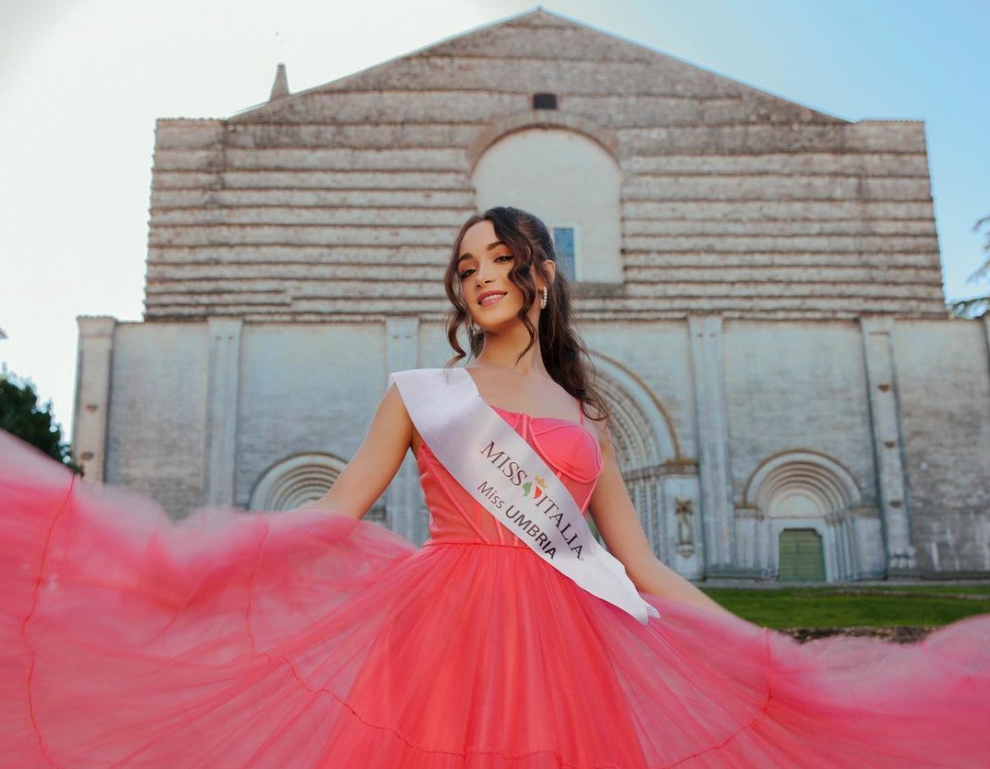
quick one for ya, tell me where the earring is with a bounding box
[539,287,548,309]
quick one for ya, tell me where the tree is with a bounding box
[949,214,990,319]
[0,368,83,474]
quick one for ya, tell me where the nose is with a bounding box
[474,263,494,284]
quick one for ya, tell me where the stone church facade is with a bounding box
[72,9,990,582]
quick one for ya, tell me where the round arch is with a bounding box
[741,450,873,582]
[248,452,348,512]
[469,121,623,284]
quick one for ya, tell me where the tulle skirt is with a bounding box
[1,429,989,768]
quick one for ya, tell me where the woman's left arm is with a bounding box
[587,425,737,619]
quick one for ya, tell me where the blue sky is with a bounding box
[1,0,987,439]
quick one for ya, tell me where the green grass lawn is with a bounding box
[699,584,990,629]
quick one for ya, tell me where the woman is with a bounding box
[301,206,729,619]
[1,206,988,767]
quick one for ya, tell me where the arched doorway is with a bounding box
[741,450,883,581]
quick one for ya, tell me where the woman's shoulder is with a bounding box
[581,399,613,448]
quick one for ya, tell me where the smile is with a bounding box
[478,292,507,307]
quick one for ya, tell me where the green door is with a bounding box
[778,528,826,582]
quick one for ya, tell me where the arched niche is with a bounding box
[248,452,347,512]
[470,125,622,284]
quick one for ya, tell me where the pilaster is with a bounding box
[859,315,917,573]
[72,316,117,482]
[204,318,242,506]
[687,315,735,574]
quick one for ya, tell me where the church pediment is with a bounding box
[231,8,844,126]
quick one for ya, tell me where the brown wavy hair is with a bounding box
[442,206,612,433]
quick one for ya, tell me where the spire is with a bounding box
[269,63,290,101]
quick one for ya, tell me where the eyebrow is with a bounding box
[457,240,507,264]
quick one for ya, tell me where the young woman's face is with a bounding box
[456,220,550,331]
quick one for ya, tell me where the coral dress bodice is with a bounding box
[416,405,603,547]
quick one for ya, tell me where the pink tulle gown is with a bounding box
[1,404,989,768]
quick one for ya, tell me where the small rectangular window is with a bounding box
[532,93,558,110]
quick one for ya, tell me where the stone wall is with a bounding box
[85,313,990,575]
[103,323,210,516]
[895,319,990,573]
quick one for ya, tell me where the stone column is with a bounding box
[72,316,117,482]
[204,318,242,507]
[859,315,917,573]
[385,316,425,543]
[687,315,736,575]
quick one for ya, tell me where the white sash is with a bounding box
[389,367,660,625]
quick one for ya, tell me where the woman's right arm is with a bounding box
[292,382,413,519]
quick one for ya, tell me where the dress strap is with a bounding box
[577,398,585,424]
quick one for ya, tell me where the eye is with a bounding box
[459,254,513,280]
